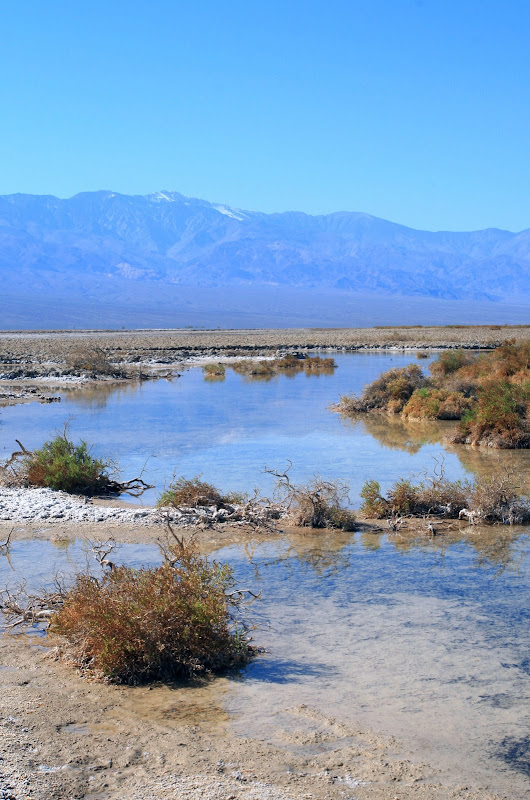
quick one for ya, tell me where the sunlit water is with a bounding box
[1,353,529,796]
[1,532,529,797]
[1,352,528,504]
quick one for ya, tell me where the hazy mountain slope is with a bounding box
[0,190,528,305]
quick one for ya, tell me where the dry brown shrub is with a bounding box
[265,464,356,530]
[202,363,226,378]
[48,540,252,683]
[159,476,225,508]
[402,388,473,420]
[65,344,119,377]
[469,469,530,524]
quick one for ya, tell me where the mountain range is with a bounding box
[1,190,529,327]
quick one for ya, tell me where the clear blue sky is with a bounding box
[1,0,529,231]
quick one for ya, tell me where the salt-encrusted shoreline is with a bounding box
[0,486,283,528]
[0,486,160,525]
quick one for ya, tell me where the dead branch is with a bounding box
[0,582,65,629]
[91,539,117,571]
[0,528,14,553]
[263,463,355,530]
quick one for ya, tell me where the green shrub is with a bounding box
[360,480,389,518]
[457,379,530,447]
[50,545,251,683]
[387,479,419,514]
[402,388,473,420]
[429,349,473,378]
[158,476,245,508]
[23,433,110,494]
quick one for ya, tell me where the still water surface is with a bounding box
[2,352,528,504]
[1,353,529,795]
[1,531,529,797]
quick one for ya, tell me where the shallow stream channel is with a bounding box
[1,352,529,797]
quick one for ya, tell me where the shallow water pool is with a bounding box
[1,531,529,797]
[2,352,528,505]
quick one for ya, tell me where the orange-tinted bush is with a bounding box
[50,547,251,683]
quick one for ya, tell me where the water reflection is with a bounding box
[60,379,147,410]
[346,412,448,454]
[241,526,530,576]
[2,352,529,508]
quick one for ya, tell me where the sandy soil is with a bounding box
[1,518,522,799]
[1,621,505,800]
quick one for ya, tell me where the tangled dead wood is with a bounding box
[158,487,284,532]
[263,461,357,530]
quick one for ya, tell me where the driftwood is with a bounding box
[0,581,66,629]
[158,487,284,533]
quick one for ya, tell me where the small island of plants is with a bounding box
[334,340,530,448]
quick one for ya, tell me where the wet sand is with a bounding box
[2,522,521,800]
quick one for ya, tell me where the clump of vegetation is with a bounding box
[231,359,277,378]
[22,435,110,493]
[402,387,473,420]
[416,351,430,359]
[456,379,530,448]
[359,463,530,525]
[336,364,426,415]
[301,355,337,374]
[158,476,246,508]
[230,355,337,381]
[335,341,530,448]
[1,431,151,496]
[265,463,356,530]
[45,539,254,683]
[202,363,226,380]
[65,344,123,378]
[429,348,474,378]
[360,479,389,518]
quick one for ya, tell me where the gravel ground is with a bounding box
[1,326,527,406]
[0,487,160,525]
[0,487,283,530]
[1,325,528,368]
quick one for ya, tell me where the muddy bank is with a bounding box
[1,325,527,406]
[1,629,507,800]
[2,517,528,799]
